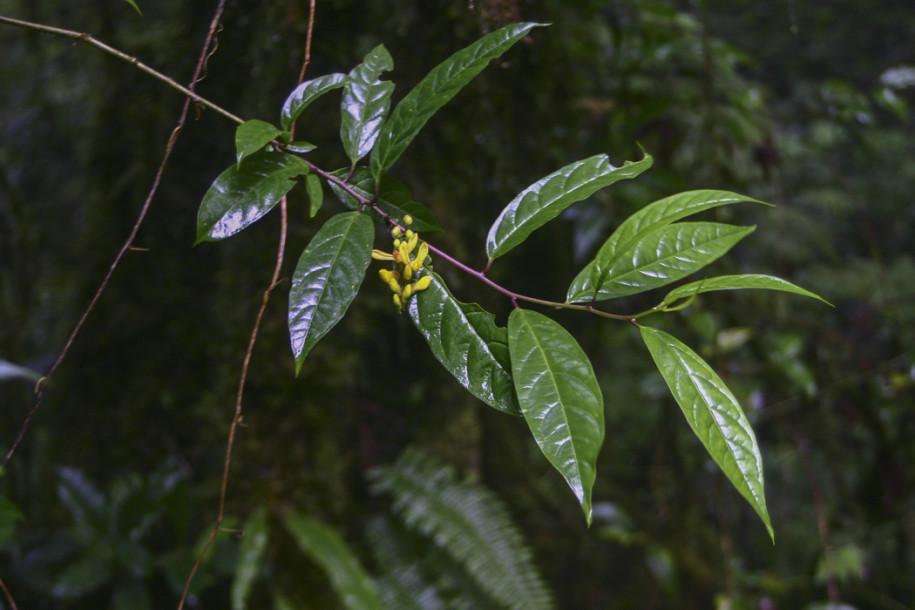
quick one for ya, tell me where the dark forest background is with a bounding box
[1,0,914,608]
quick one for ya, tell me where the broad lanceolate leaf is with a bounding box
[235,120,290,167]
[574,222,755,300]
[486,153,653,262]
[284,513,384,610]
[341,45,395,165]
[196,151,309,243]
[370,22,543,178]
[281,73,348,130]
[329,168,441,232]
[305,173,324,218]
[231,507,270,610]
[409,272,519,415]
[639,326,774,541]
[661,274,832,309]
[507,309,604,524]
[567,190,766,302]
[288,212,374,373]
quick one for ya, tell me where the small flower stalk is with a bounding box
[371,215,432,313]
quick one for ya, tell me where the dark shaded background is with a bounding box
[2,0,913,607]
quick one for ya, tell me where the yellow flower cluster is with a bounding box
[371,215,432,313]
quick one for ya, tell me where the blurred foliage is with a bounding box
[1,0,914,608]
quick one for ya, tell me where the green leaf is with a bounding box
[507,309,604,524]
[0,495,25,545]
[575,222,755,300]
[0,358,42,383]
[661,274,832,309]
[52,557,112,598]
[568,190,766,302]
[288,212,374,373]
[639,326,773,540]
[341,45,395,165]
[236,120,290,167]
[328,168,442,232]
[369,448,554,610]
[284,513,383,610]
[57,467,107,531]
[305,174,324,218]
[273,594,297,610]
[408,272,519,415]
[231,507,270,610]
[486,153,653,261]
[196,151,310,243]
[371,22,544,178]
[284,141,317,154]
[122,0,142,16]
[281,73,348,131]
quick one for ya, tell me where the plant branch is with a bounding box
[178,3,316,605]
[178,197,289,610]
[2,2,232,469]
[308,161,637,320]
[0,14,244,125]
[0,574,18,610]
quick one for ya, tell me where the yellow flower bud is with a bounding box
[391,226,402,238]
[412,275,432,293]
[393,238,402,248]
[372,249,395,261]
[402,262,413,281]
[403,214,414,226]
[398,242,411,265]
[379,268,391,281]
[411,242,429,271]
[402,284,413,300]
[393,293,403,312]
[406,232,418,253]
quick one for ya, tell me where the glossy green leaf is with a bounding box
[196,151,310,244]
[568,190,765,302]
[305,173,324,218]
[486,153,653,261]
[661,274,832,309]
[328,168,441,232]
[408,272,519,415]
[284,141,317,154]
[231,507,270,610]
[288,212,374,373]
[640,326,773,540]
[576,222,755,300]
[507,309,604,524]
[284,513,383,610]
[341,45,395,165]
[281,73,348,130]
[235,120,290,167]
[371,22,543,178]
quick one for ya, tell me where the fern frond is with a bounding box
[368,514,494,609]
[369,448,554,610]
